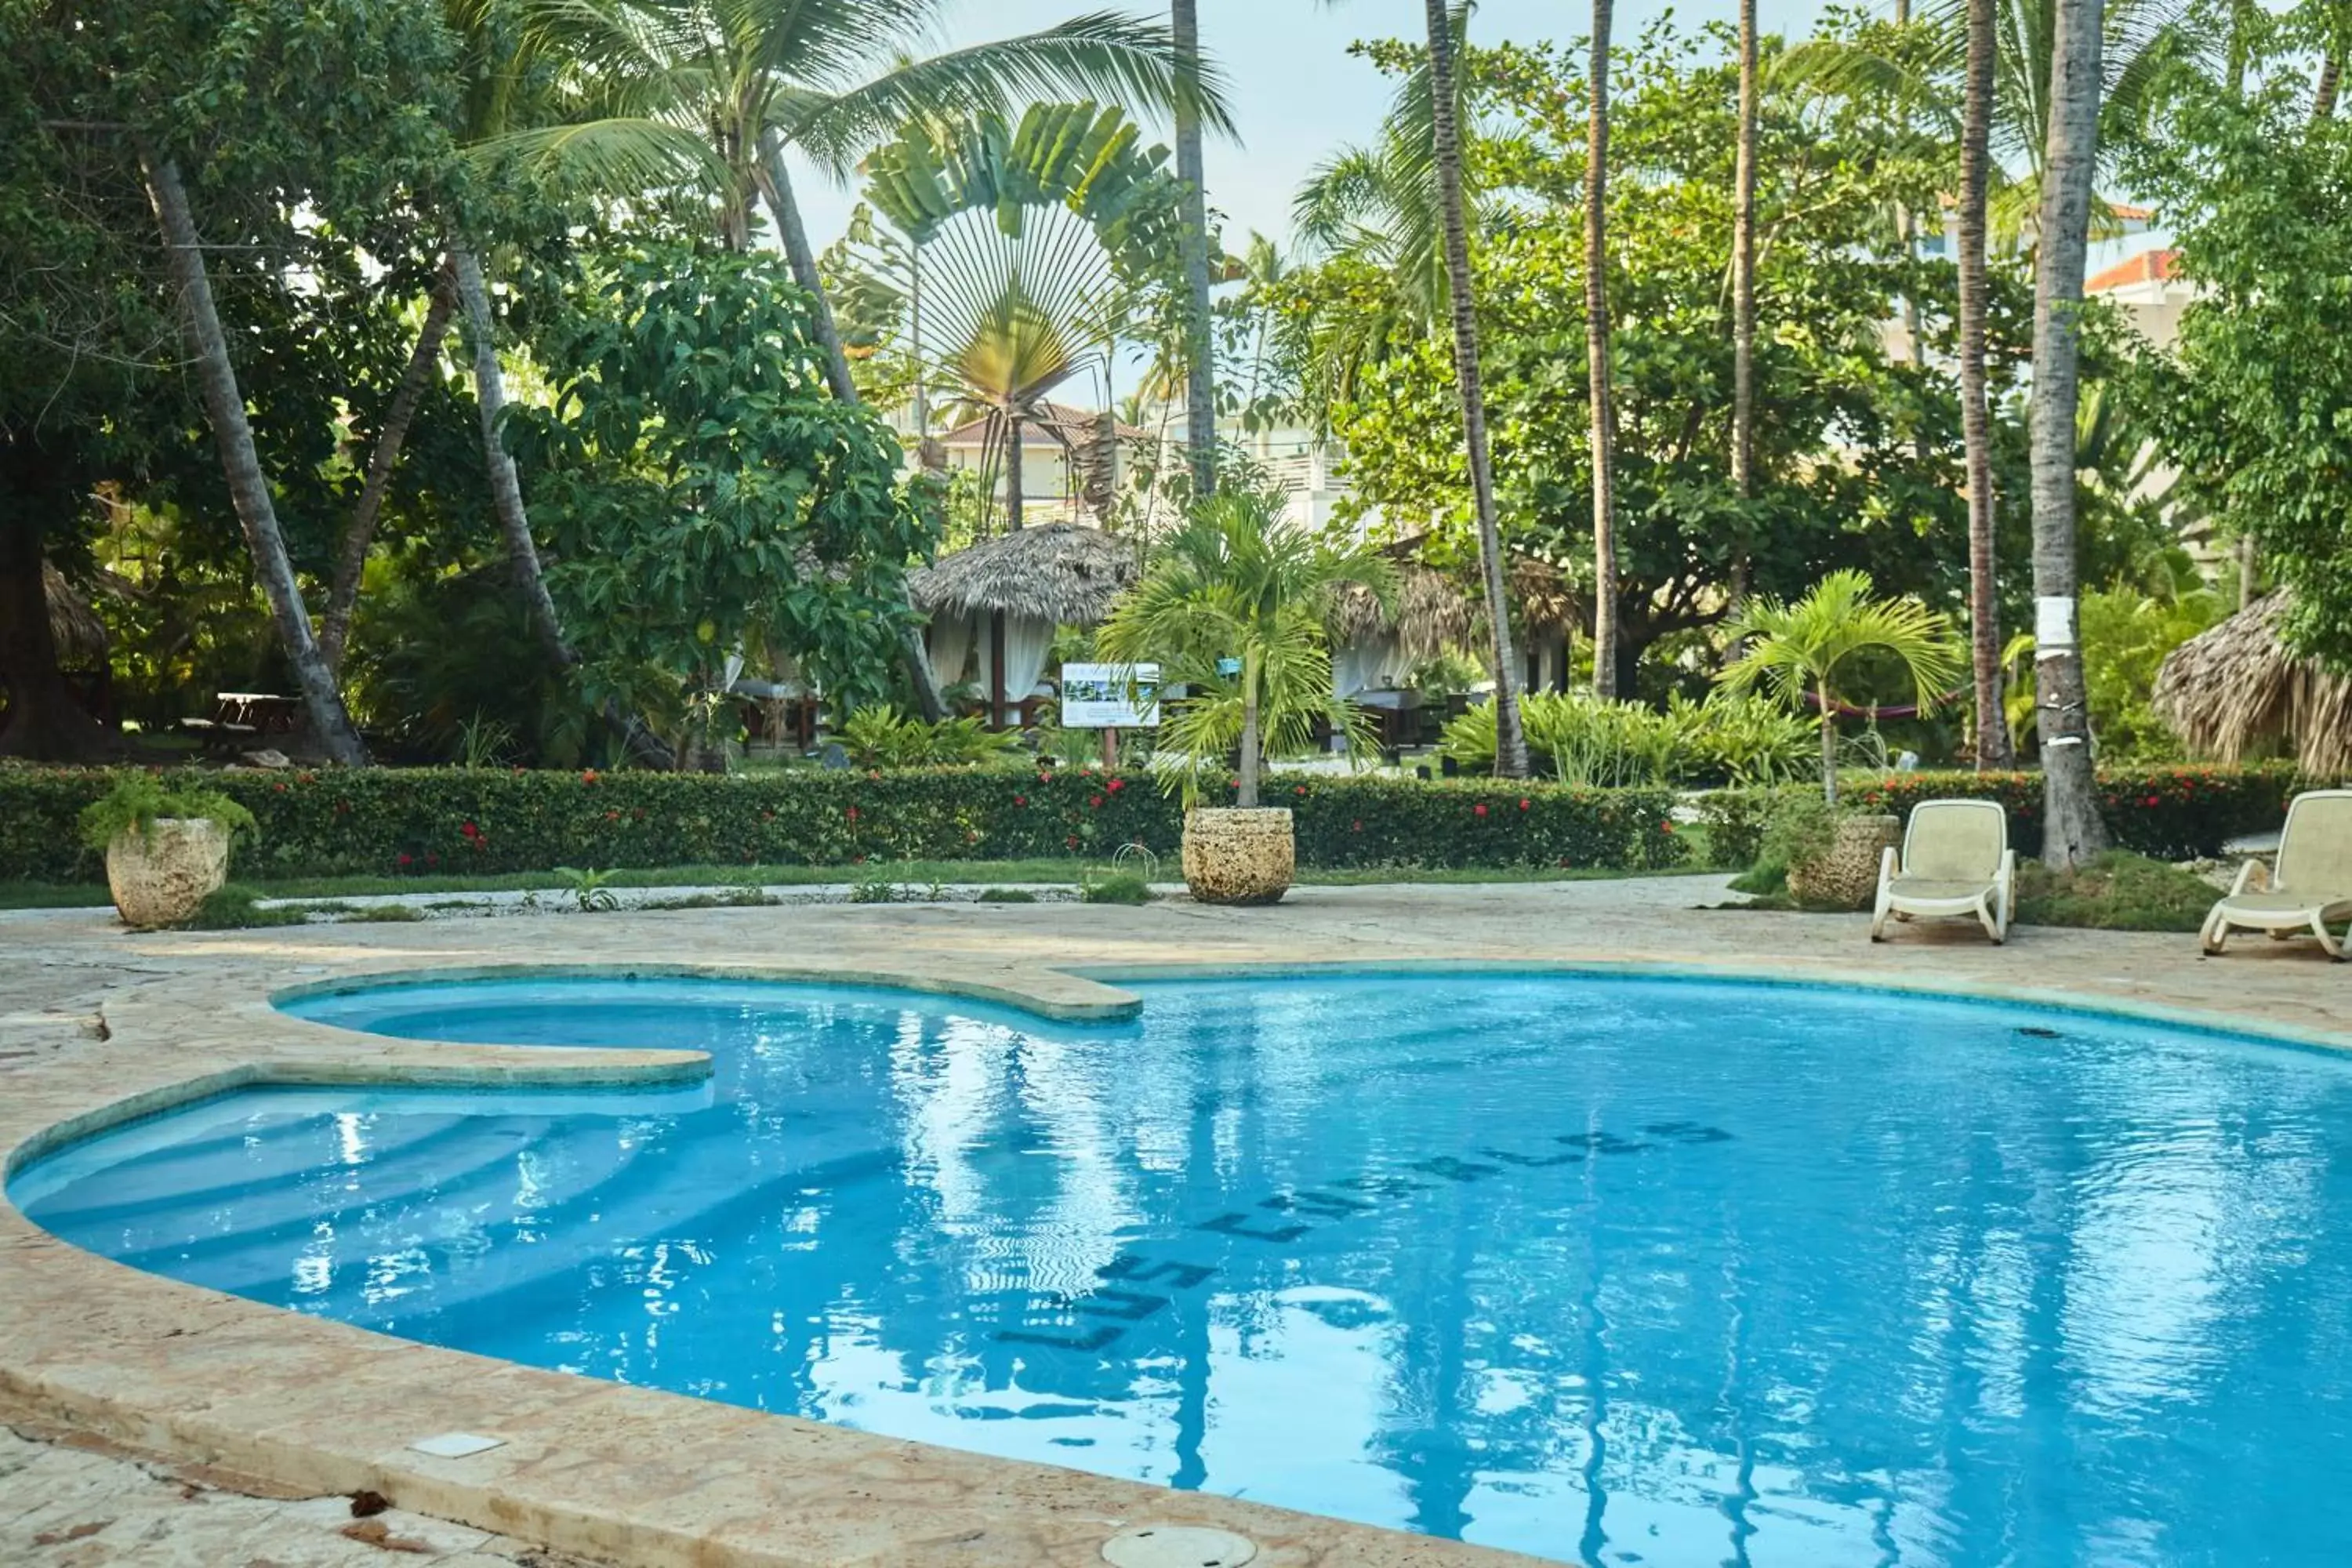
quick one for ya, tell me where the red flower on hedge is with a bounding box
[1106,778,1124,793]
[604,809,620,822]
[1473,803,1489,818]
[1294,784,1307,797]
[2145,794,2160,807]
[272,782,288,793]
[1013,795,1028,808]
[1065,834,1079,848]
[1518,797,1530,811]
[461,821,481,840]
[581,768,599,784]
[1090,793,1104,808]
[1662,820,1676,833]
[397,852,412,867]
[845,805,860,820]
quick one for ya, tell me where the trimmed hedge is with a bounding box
[0,764,1687,884]
[1697,762,2310,869]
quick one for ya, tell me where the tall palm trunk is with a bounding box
[1425,0,1529,775]
[1005,411,1025,530]
[1171,0,1218,503]
[452,249,572,673]
[2027,0,2109,868]
[758,132,948,722]
[1238,645,1262,808]
[1959,0,2010,769]
[1730,0,1757,543]
[320,263,456,677]
[140,150,369,766]
[1586,0,1620,700]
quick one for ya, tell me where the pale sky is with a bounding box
[790,0,1838,256]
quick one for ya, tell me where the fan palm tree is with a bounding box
[1586,0,1620,702]
[1718,570,1965,801]
[1099,488,1394,806]
[2027,0,2111,869]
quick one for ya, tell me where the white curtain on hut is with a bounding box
[1001,615,1055,702]
[1332,631,1401,699]
[928,612,976,688]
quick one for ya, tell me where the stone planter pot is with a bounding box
[105,817,231,930]
[1787,812,1900,911]
[1181,807,1294,906]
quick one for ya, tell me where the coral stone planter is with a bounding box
[1181,806,1295,906]
[1787,812,1901,911]
[105,818,231,930]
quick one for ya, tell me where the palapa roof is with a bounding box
[44,562,108,666]
[908,523,1139,627]
[1328,540,1578,659]
[2153,592,2352,775]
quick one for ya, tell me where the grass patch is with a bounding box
[976,887,1040,903]
[1078,871,1151,905]
[2013,850,2219,932]
[183,884,308,930]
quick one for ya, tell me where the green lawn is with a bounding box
[1,853,1727,911]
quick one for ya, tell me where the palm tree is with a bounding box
[1099,488,1393,806]
[1171,0,1218,502]
[1417,0,1530,775]
[139,152,371,765]
[1586,0,1620,702]
[505,0,1227,717]
[1958,0,2012,767]
[1730,0,1758,546]
[2027,0,2111,868]
[1718,569,1964,802]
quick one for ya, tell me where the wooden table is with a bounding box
[180,691,302,754]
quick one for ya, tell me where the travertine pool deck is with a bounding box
[3,878,2347,1566]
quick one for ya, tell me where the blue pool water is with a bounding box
[13,971,2352,1566]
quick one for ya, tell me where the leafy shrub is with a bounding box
[976,887,1039,903]
[0,765,1687,881]
[1701,762,2306,872]
[1442,691,1812,788]
[184,884,304,930]
[838,707,1018,768]
[78,774,258,852]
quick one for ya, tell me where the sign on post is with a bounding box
[1061,662,1160,728]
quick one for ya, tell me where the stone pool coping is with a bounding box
[6,891,2352,1567]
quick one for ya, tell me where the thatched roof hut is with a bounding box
[44,562,108,667]
[908,523,1138,626]
[1327,543,1579,659]
[2154,592,2352,775]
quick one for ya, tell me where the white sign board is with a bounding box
[1060,662,1160,728]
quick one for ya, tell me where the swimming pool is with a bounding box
[13,970,2351,1566]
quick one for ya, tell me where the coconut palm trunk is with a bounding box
[1730,0,1757,538]
[1171,0,1218,503]
[757,133,949,723]
[140,150,369,767]
[320,263,457,677]
[1958,0,2010,769]
[451,248,573,673]
[2026,0,2109,868]
[1586,0,1620,701]
[1421,0,1529,777]
[1238,645,1262,807]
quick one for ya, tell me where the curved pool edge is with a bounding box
[7,936,2350,1568]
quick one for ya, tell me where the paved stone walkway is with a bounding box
[2,1412,597,1567]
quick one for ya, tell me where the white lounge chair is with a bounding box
[2200,789,2352,960]
[1871,798,2014,945]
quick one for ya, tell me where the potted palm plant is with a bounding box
[1098,488,1393,904]
[79,775,258,930]
[1717,569,1965,909]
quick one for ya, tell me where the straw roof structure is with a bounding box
[1327,541,1578,660]
[2153,592,2352,775]
[44,562,108,666]
[907,523,1138,626]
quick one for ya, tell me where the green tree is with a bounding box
[1098,488,1392,806]
[2136,33,2352,670]
[1719,569,1965,800]
[509,242,938,747]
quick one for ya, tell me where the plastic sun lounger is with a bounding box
[2200,789,2352,961]
[1870,798,2015,946]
